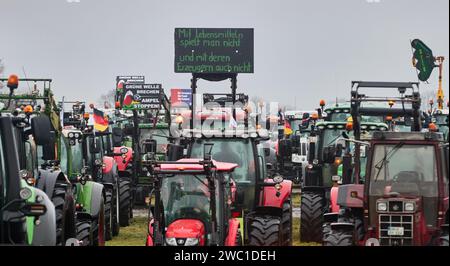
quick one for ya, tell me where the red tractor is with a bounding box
[324,131,448,246]
[144,153,242,246]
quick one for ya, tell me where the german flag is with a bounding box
[93,108,109,132]
[284,120,293,136]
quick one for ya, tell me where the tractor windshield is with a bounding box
[161,174,216,228]
[369,144,439,226]
[369,144,438,196]
[71,142,84,176]
[190,139,255,183]
[140,128,169,154]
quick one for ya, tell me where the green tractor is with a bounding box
[300,119,389,243]
[0,116,56,245]
[0,76,106,245]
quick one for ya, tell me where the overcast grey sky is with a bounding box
[1,0,448,109]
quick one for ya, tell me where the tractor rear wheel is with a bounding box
[300,191,325,243]
[104,190,113,240]
[323,230,353,246]
[52,184,76,246]
[248,215,282,246]
[281,198,292,246]
[76,220,91,246]
[91,197,106,246]
[119,180,132,227]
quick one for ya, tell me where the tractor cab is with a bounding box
[364,132,448,246]
[145,157,241,246]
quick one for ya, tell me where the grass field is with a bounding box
[107,192,320,246]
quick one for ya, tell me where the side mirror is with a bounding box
[20,203,47,217]
[42,132,56,161]
[235,187,245,206]
[143,139,157,154]
[31,115,52,145]
[278,139,292,158]
[112,127,123,147]
[322,146,336,164]
[90,138,101,154]
[335,143,344,157]
[123,125,134,136]
[167,144,184,161]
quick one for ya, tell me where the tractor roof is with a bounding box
[371,131,445,142]
[160,159,238,172]
[182,128,270,140]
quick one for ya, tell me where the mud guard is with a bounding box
[36,169,68,199]
[330,222,355,232]
[336,184,364,208]
[260,179,292,209]
[31,189,57,246]
[224,218,241,246]
[76,181,105,218]
[330,186,340,213]
[102,156,118,184]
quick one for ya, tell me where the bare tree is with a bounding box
[97,88,116,109]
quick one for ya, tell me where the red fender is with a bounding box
[330,186,340,213]
[224,218,241,246]
[102,156,115,174]
[261,179,292,208]
[114,146,133,172]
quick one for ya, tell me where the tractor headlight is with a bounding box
[377,202,387,212]
[165,238,177,246]
[19,188,32,200]
[185,238,199,246]
[404,202,415,212]
[68,132,74,138]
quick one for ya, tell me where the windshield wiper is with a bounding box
[373,142,405,182]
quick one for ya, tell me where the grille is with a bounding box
[379,214,413,246]
[388,201,404,212]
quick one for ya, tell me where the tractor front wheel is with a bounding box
[248,215,282,246]
[300,191,325,243]
[323,230,353,246]
[52,183,76,246]
[281,198,292,246]
[104,190,113,240]
[75,220,91,246]
[119,180,132,227]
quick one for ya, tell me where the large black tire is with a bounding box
[248,215,282,246]
[75,220,91,246]
[52,184,76,246]
[112,187,120,236]
[281,198,292,246]
[91,197,106,246]
[323,230,353,246]
[300,191,325,243]
[322,223,331,244]
[354,218,365,242]
[119,180,131,227]
[104,190,113,240]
